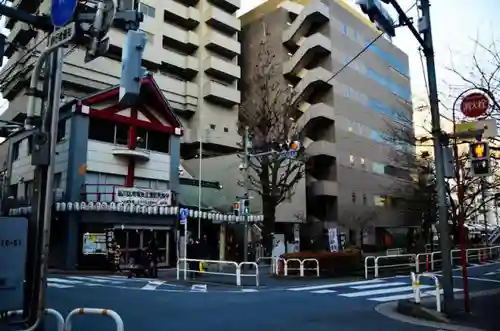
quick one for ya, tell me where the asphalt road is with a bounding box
[36,262,500,331]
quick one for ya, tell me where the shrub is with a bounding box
[279,249,362,277]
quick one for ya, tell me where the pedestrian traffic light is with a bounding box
[469,141,491,177]
[355,0,396,37]
[243,199,249,216]
[233,201,240,216]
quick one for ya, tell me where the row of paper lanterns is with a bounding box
[8,201,264,222]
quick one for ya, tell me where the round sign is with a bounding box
[460,92,489,118]
[51,0,78,27]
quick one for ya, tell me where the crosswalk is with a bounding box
[47,275,173,291]
[285,278,463,303]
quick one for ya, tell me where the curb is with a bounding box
[375,288,500,331]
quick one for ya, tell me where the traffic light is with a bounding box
[233,201,240,216]
[243,199,249,216]
[119,30,147,106]
[355,0,396,37]
[469,141,491,177]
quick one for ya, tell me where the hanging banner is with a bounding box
[115,187,172,206]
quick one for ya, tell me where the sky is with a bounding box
[238,0,500,136]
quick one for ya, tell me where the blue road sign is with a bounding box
[51,0,78,27]
[179,208,188,225]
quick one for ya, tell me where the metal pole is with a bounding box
[420,0,455,312]
[243,126,249,263]
[451,96,471,312]
[481,178,488,245]
[183,217,187,280]
[37,47,63,322]
[198,138,202,239]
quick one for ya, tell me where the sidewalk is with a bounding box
[448,293,500,331]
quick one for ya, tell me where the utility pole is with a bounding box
[419,0,455,312]
[357,0,456,312]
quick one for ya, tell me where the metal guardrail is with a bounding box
[176,258,259,286]
[365,245,500,279]
[256,257,320,277]
[411,272,442,312]
[64,308,124,331]
[8,309,65,331]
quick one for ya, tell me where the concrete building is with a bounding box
[236,0,414,246]
[1,77,262,270]
[1,0,242,158]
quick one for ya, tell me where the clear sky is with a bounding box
[238,0,500,135]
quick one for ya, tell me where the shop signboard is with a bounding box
[115,187,172,206]
[82,232,107,255]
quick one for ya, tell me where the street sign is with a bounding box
[179,208,188,225]
[51,0,78,27]
[454,118,498,139]
[49,22,76,48]
[460,92,489,118]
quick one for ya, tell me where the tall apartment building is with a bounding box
[240,0,414,244]
[0,0,242,159]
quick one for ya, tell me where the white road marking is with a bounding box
[141,280,165,290]
[47,277,83,284]
[455,276,500,283]
[240,289,259,292]
[287,279,383,291]
[369,292,418,302]
[66,276,123,284]
[311,289,336,294]
[340,285,432,298]
[350,282,407,290]
[47,283,73,289]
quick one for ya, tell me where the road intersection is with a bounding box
[39,262,500,331]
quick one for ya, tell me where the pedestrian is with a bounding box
[108,241,121,274]
[146,238,159,278]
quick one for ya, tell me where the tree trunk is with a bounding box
[262,197,276,255]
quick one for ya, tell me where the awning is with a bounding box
[177,184,231,213]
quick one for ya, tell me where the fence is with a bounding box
[256,257,320,277]
[65,308,123,331]
[176,258,259,286]
[365,245,500,279]
[411,272,442,312]
[7,308,123,331]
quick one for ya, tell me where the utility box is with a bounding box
[0,217,28,312]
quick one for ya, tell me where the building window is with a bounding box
[136,127,148,149]
[148,131,170,153]
[360,158,365,169]
[88,118,115,143]
[362,194,367,205]
[139,3,155,18]
[210,124,216,130]
[373,195,385,207]
[351,192,356,203]
[224,127,229,133]
[57,119,67,142]
[9,184,18,198]
[12,141,20,160]
[372,162,385,175]
[115,124,129,145]
[54,173,62,189]
[27,136,33,155]
[24,180,33,202]
[349,155,355,166]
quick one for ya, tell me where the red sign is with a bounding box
[460,92,489,118]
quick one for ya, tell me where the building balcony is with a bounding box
[5,22,37,58]
[178,0,200,6]
[6,0,39,29]
[293,68,333,103]
[282,0,330,48]
[205,5,241,35]
[283,33,331,78]
[296,102,335,135]
[161,49,198,80]
[203,80,240,107]
[305,140,336,160]
[203,55,240,82]
[112,146,151,161]
[162,24,199,54]
[308,180,338,198]
[164,1,200,30]
[205,30,241,59]
[207,0,240,14]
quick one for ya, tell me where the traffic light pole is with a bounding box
[243,126,250,264]
[388,0,455,312]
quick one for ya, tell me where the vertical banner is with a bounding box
[328,228,339,252]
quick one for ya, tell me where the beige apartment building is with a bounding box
[233,0,414,245]
[1,0,242,158]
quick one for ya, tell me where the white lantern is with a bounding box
[68,202,74,211]
[189,209,194,217]
[110,202,116,211]
[101,202,108,211]
[141,206,147,214]
[28,206,32,214]
[202,212,207,219]
[147,206,153,215]
[55,202,61,211]
[173,206,179,214]
[87,202,94,210]
[74,202,80,211]
[159,206,165,215]
[152,206,158,215]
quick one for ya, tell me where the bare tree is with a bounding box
[239,38,305,252]
[339,207,378,248]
